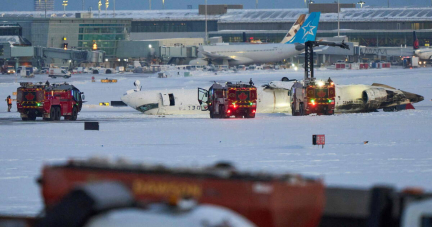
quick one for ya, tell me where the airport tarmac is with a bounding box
[0,67,431,215]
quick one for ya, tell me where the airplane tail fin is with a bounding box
[280,14,306,44]
[413,31,419,50]
[285,12,320,44]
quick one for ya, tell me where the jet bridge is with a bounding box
[34,47,104,64]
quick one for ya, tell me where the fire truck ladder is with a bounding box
[303,41,350,83]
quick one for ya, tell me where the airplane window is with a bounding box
[169,94,175,106]
[137,103,159,113]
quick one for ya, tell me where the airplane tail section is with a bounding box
[285,12,320,44]
[280,14,306,44]
[413,31,419,50]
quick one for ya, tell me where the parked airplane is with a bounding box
[199,12,319,66]
[121,80,424,115]
[413,31,432,61]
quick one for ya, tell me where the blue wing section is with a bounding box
[285,12,321,44]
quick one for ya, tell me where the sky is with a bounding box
[1,0,431,12]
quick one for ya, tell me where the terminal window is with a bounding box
[131,21,217,33]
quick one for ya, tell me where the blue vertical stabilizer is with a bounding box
[286,12,321,44]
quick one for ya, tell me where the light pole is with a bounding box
[62,0,68,16]
[256,0,258,9]
[357,1,365,8]
[162,0,165,9]
[113,0,115,17]
[205,0,208,44]
[39,0,47,18]
[337,0,340,37]
[105,0,109,15]
[149,0,152,10]
[98,0,102,17]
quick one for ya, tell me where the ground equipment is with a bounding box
[6,66,16,74]
[38,159,324,227]
[403,56,419,68]
[48,68,71,78]
[198,81,257,118]
[291,41,349,116]
[1,160,432,227]
[16,82,84,121]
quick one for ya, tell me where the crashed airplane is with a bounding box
[121,79,424,116]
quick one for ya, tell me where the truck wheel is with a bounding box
[245,112,255,118]
[55,107,61,120]
[49,107,56,121]
[299,103,305,116]
[28,114,36,121]
[211,107,219,118]
[21,117,28,121]
[220,105,227,118]
[71,107,78,121]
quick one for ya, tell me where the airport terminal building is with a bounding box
[0,6,431,62]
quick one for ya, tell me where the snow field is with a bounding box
[0,67,431,215]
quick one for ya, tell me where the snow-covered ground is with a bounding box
[0,67,431,215]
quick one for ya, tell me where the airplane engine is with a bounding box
[362,88,388,109]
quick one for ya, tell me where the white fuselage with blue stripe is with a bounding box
[201,12,321,66]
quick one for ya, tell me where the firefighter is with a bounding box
[249,78,254,86]
[6,95,12,112]
[45,80,50,87]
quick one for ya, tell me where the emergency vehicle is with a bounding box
[198,81,257,118]
[38,159,325,227]
[1,159,432,227]
[291,78,336,115]
[291,41,347,116]
[16,82,84,121]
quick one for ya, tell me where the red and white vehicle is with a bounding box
[291,79,336,116]
[198,82,257,118]
[17,82,84,121]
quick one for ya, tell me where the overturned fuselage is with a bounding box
[121,81,424,115]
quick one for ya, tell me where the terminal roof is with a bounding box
[1,8,432,22]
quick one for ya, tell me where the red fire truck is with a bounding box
[198,82,257,118]
[291,79,336,115]
[291,41,348,116]
[17,82,84,121]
